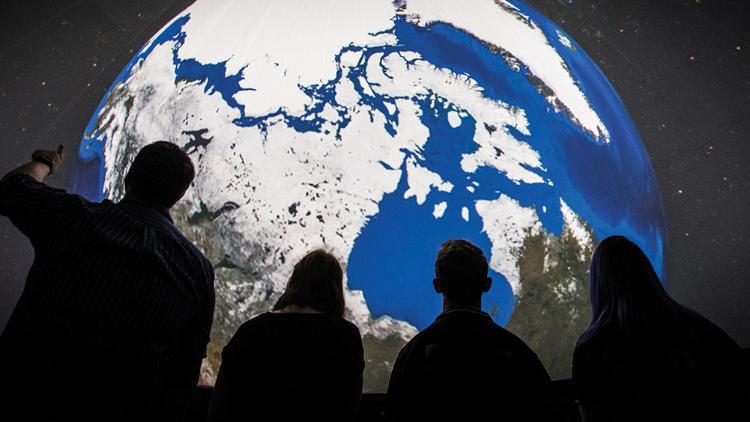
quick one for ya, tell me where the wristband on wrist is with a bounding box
[32,156,55,174]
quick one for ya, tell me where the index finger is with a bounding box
[57,144,65,159]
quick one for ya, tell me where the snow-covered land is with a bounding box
[87,0,605,387]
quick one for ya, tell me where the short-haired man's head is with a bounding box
[434,239,490,305]
[124,141,195,208]
[273,249,345,316]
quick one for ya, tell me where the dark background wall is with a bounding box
[1,0,748,349]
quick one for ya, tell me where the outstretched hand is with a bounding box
[31,144,65,175]
[2,144,66,183]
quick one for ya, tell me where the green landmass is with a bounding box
[506,228,593,380]
[362,333,408,393]
[172,203,278,384]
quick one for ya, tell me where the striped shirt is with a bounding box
[0,174,214,420]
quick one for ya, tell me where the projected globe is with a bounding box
[73,0,666,390]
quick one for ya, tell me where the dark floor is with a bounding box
[0,0,748,357]
[184,384,582,422]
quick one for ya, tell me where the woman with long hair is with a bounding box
[573,236,747,421]
[208,249,364,422]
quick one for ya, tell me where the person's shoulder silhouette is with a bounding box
[208,249,364,422]
[386,239,551,422]
[573,235,749,421]
[0,142,215,421]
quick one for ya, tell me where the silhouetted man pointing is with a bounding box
[0,142,215,421]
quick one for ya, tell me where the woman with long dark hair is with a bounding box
[208,249,364,422]
[573,236,748,421]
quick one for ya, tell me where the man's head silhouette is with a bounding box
[433,239,492,310]
[124,141,195,209]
